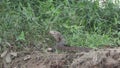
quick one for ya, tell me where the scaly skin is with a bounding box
[49,30,92,52]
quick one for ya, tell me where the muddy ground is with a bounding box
[0,47,120,68]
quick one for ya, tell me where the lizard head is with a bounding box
[49,31,66,45]
[49,30,62,42]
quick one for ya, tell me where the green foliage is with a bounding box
[16,31,25,41]
[0,0,119,49]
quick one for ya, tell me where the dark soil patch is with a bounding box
[1,47,120,68]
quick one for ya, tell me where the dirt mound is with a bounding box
[1,47,120,68]
[71,48,120,68]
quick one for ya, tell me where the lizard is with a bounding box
[49,30,92,52]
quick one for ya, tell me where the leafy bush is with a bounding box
[0,0,119,50]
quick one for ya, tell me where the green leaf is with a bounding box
[16,31,25,41]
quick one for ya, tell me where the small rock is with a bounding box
[5,53,12,63]
[47,48,54,52]
[24,55,31,61]
[10,52,17,57]
[1,50,8,58]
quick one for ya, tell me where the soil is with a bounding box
[0,47,120,68]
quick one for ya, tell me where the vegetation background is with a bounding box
[0,0,120,51]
